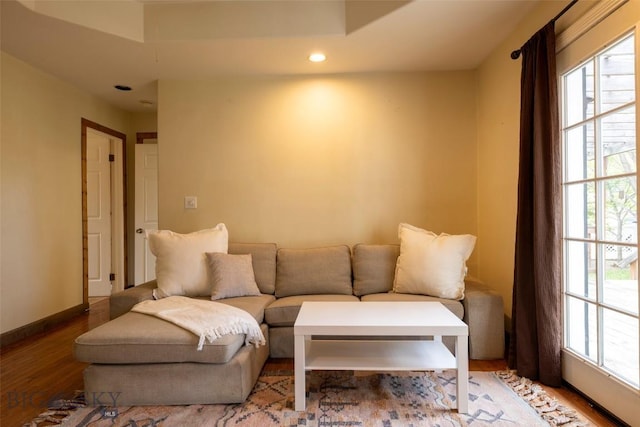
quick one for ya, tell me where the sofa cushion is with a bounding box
[75,312,241,364]
[207,253,262,300]
[221,294,275,325]
[393,223,476,300]
[75,294,274,364]
[352,244,399,296]
[229,243,277,295]
[265,294,359,327]
[148,224,229,299]
[275,246,353,297]
[360,292,464,319]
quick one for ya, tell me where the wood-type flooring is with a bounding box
[0,298,621,426]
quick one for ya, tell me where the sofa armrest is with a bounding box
[463,278,505,360]
[110,280,157,319]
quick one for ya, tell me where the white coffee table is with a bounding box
[293,301,469,412]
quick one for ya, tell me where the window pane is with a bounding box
[603,250,639,314]
[601,106,636,176]
[603,176,637,243]
[566,296,598,361]
[565,182,595,239]
[565,60,595,127]
[603,308,639,387]
[565,240,596,299]
[565,123,595,181]
[598,35,636,115]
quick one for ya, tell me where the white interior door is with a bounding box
[134,143,158,285]
[87,131,112,296]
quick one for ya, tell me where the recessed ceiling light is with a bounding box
[309,53,326,63]
[114,85,132,91]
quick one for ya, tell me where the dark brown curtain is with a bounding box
[508,22,562,387]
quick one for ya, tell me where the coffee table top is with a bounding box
[294,301,468,336]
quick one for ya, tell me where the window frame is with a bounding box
[561,30,639,391]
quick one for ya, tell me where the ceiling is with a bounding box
[1,0,540,113]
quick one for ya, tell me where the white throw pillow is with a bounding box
[207,253,262,300]
[148,224,229,299]
[393,223,476,300]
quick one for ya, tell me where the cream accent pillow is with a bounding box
[148,224,229,299]
[207,253,261,300]
[393,223,476,300]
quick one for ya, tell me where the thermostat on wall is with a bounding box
[184,196,197,209]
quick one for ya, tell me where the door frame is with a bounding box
[136,132,157,145]
[81,118,128,304]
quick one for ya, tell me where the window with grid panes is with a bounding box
[562,32,639,390]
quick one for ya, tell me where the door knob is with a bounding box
[136,228,144,234]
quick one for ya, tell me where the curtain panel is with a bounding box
[508,22,563,387]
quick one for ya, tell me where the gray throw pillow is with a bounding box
[206,253,262,300]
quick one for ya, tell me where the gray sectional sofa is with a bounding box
[74,242,504,406]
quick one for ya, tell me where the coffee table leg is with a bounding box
[294,334,306,411]
[456,335,469,413]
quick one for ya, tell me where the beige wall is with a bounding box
[0,52,130,333]
[158,72,478,269]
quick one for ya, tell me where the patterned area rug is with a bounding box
[26,370,589,427]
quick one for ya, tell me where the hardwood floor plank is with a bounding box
[0,303,97,426]
[0,299,621,426]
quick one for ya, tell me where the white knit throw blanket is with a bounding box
[132,296,266,351]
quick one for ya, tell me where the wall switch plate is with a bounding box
[184,196,198,209]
